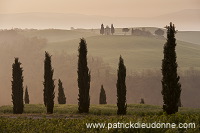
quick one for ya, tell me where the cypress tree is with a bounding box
[111,24,115,35]
[58,79,66,104]
[43,52,55,114]
[131,28,134,35]
[77,38,91,113]
[140,98,145,104]
[161,22,181,115]
[24,86,30,104]
[11,58,24,114]
[116,56,127,115]
[99,85,107,104]
[100,24,104,35]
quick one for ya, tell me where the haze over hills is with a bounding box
[0,29,200,107]
[0,9,199,30]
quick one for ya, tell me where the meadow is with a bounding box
[0,104,199,132]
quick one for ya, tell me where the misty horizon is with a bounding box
[0,9,200,31]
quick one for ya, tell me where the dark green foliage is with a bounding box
[100,24,104,35]
[57,79,66,104]
[116,56,127,115]
[43,52,55,114]
[24,86,30,104]
[140,98,145,104]
[161,22,181,115]
[155,28,164,36]
[11,58,24,114]
[111,24,115,35]
[77,38,91,113]
[99,85,107,104]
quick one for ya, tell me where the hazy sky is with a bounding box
[0,0,199,17]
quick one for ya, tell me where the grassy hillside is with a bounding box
[19,28,199,71]
[45,35,200,71]
[176,31,200,45]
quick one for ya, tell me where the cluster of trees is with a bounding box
[103,26,164,37]
[155,28,165,36]
[10,22,181,115]
[131,28,153,37]
[100,24,115,35]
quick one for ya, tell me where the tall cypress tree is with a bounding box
[111,24,115,35]
[77,38,91,113]
[58,79,66,104]
[116,56,127,115]
[11,58,24,114]
[161,22,181,115]
[99,85,107,104]
[100,24,104,35]
[43,52,55,114]
[24,86,30,104]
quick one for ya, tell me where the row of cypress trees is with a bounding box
[11,22,181,115]
[24,80,66,105]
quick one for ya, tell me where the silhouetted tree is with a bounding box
[24,86,30,104]
[140,98,145,104]
[43,52,55,114]
[111,24,115,35]
[99,85,107,104]
[11,58,24,114]
[100,24,104,35]
[77,38,91,113]
[117,56,127,115]
[131,28,134,35]
[155,28,164,36]
[58,79,66,104]
[122,28,130,35]
[161,22,181,115]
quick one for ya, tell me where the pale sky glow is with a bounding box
[0,0,199,17]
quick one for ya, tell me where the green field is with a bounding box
[0,104,199,132]
[46,35,200,71]
[19,28,200,71]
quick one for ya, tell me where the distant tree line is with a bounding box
[155,28,164,36]
[10,22,181,115]
[131,28,153,37]
[100,24,115,35]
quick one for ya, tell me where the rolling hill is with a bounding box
[17,28,200,71]
[45,34,200,71]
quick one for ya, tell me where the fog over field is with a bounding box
[0,29,200,108]
[0,9,200,30]
[0,0,200,108]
